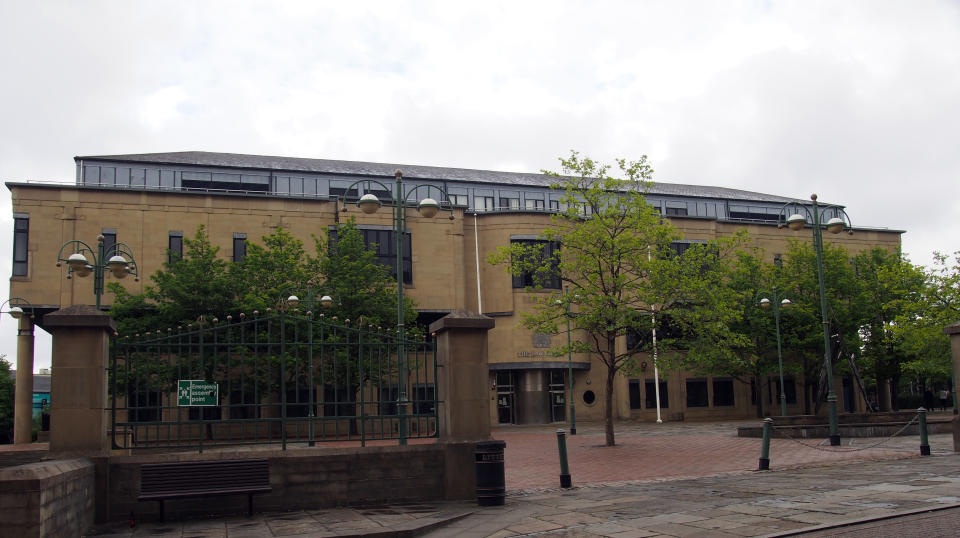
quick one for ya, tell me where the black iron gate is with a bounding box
[110,311,437,451]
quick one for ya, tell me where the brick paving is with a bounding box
[84,418,960,537]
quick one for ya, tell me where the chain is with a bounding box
[775,413,919,452]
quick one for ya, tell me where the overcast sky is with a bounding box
[1,0,958,372]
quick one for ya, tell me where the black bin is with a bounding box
[475,440,506,506]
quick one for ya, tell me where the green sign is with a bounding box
[177,380,219,406]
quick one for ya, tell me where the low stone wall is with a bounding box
[738,414,954,438]
[106,441,477,523]
[0,458,95,538]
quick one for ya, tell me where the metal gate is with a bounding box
[110,311,437,451]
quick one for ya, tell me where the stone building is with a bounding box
[6,151,902,431]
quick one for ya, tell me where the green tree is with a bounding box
[897,251,960,382]
[852,248,926,410]
[0,355,13,443]
[678,249,792,418]
[489,152,745,446]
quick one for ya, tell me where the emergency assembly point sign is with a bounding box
[177,380,219,406]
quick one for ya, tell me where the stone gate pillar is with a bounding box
[429,310,494,500]
[13,315,35,444]
[44,305,116,455]
[945,321,960,452]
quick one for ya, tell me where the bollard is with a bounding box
[759,418,773,470]
[557,429,572,488]
[918,407,931,456]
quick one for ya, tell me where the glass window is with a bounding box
[645,379,668,408]
[102,229,117,258]
[12,215,28,276]
[510,239,561,289]
[665,206,688,216]
[168,232,183,264]
[127,389,162,423]
[233,233,246,262]
[322,385,355,417]
[379,387,398,416]
[499,197,520,210]
[285,387,317,418]
[450,194,468,207]
[413,385,435,415]
[330,228,413,284]
[478,196,495,211]
[713,378,735,406]
[525,199,545,210]
[686,379,709,407]
[777,376,798,404]
[628,380,643,410]
[229,390,259,419]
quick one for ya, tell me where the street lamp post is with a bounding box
[759,290,791,417]
[278,288,332,447]
[339,171,454,445]
[778,194,852,446]
[557,288,577,435]
[56,235,139,309]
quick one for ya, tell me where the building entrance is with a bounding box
[496,371,516,424]
[548,370,566,423]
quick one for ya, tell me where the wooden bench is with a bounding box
[138,459,271,521]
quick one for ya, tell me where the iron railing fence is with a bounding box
[110,311,437,452]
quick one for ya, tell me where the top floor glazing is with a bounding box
[73,152,842,225]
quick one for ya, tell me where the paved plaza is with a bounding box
[86,417,960,537]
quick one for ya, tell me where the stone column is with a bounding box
[945,321,960,452]
[44,305,117,456]
[13,316,35,444]
[429,310,495,500]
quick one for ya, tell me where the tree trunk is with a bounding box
[877,375,891,411]
[754,376,764,418]
[604,365,616,446]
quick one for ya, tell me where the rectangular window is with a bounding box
[329,228,413,284]
[413,385,436,415]
[645,379,668,408]
[323,385,355,417]
[510,239,561,289]
[168,231,183,264]
[628,380,643,410]
[102,229,117,258]
[233,233,247,262]
[499,197,520,210]
[379,387,398,416]
[524,199,545,210]
[549,200,560,211]
[450,194,468,207]
[478,196,495,211]
[12,214,28,276]
[127,389,162,423]
[229,390,259,419]
[665,206,688,216]
[285,387,316,418]
[686,379,709,407]
[777,376,798,404]
[188,404,222,420]
[329,186,359,201]
[712,378,735,406]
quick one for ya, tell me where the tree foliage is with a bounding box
[489,151,746,446]
[0,355,13,443]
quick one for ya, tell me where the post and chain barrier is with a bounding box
[758,408,931,469]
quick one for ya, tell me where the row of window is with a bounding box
[627,377,798,410]
[13,218,411,285]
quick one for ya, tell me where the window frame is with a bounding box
[233,233,247,262]
[12,213,28,276]
[510,239,561,289]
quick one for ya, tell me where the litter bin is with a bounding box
[475,440,506,506]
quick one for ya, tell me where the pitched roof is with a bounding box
[76,151,807,204]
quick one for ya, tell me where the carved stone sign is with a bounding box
[532,332,552,348]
